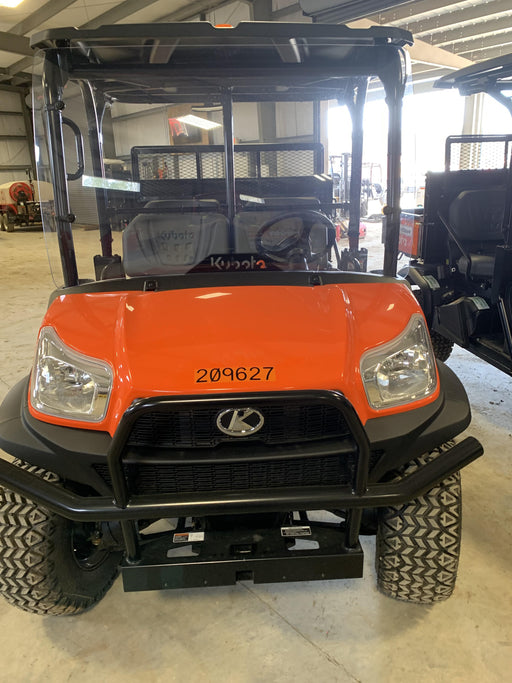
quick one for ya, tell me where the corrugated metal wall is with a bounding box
[0,86,33,186]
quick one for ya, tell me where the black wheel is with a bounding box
[0,461,122,615]
[4,212,14,232]
[430,331,454,362]
[376,446,462,604]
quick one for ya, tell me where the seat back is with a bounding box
[123,210,229,276]
[449,188,505,249]
[448,188,506,280]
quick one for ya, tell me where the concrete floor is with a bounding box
[0,227,510,682]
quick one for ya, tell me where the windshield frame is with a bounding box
[32,22,412,287]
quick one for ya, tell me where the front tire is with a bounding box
[430,331,454,362]
[376,447,462,603]
[0,461,122,615]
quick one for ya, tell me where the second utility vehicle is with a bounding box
[403,53,512,372]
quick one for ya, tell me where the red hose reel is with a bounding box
[7,181,33,203]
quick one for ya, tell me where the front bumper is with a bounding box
[0,363,482,525]
[0,435,482,522]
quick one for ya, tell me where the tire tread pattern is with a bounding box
[376,446,462,604]
[0,461,118,616]
[430,331,454,362]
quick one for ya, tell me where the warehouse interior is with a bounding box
[0,1,511,681]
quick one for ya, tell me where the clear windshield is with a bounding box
[32,38,405,286]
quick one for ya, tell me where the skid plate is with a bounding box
[121,523,364,592]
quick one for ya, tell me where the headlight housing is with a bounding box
[360,314,437,410]
[30,326,113,422]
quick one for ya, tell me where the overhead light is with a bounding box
[176,114,222,130]
[0,0,25,7]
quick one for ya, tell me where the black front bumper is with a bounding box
[0,363,482,525]
[0,435,482,522]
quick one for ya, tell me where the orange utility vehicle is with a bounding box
[0,23,482,615]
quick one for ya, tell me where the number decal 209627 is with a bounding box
[195,366,275,383]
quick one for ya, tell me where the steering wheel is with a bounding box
[254,210,336,267]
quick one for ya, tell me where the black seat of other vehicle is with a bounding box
[448,188,505,279]
[123,200,229,276]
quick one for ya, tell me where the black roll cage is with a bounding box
[435,52,512,117]
[31,21,412,286]
[434,53,512,253]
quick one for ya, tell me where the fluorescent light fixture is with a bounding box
[176,114,222,131]
[82,175,140,192]
[0,0,24,7]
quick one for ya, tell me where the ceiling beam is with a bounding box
[10,73,32,87]
[0,57,32,83]
[272,3,301,20]
[299,0,415,23]
[412,67,454,83]
[349,18,473,69]
[1,0,192,82]
[430,17,512,47]
[411,62,447,75]
[459,44,512,63]
[401,0,512,38]
[82,0,163,29]
[156,0,241,22]
[9,0,78,36]
[0,31,32,57]
[369,0,461,25]
[449,30,512,55]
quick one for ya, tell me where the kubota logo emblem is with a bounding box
[216,408,265,437]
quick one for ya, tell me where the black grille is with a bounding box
[94,453,356,496]
[127,403,350,449]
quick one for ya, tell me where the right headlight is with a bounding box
[30,326,113,422]
[360,314,437,410]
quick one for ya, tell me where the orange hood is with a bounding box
[31,282,437,433]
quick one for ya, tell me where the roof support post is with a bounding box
[222,88,236,251]
[381,50,408,278]
[462,93,484,136]
[41,52,79,287]
[347,79,368,252]
[80,82,113,259]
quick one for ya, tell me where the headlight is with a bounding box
[30,326,112,422]
[360,314,437,410]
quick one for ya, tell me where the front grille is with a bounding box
[128,403,350,449]
[94,453,356,496]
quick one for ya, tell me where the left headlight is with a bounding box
[360,314,437,410]
[30,326,113,422]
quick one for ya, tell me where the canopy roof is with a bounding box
[435,52,512,97]
[31,22,413,104]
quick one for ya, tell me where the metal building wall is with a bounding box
[0,86,33,186]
